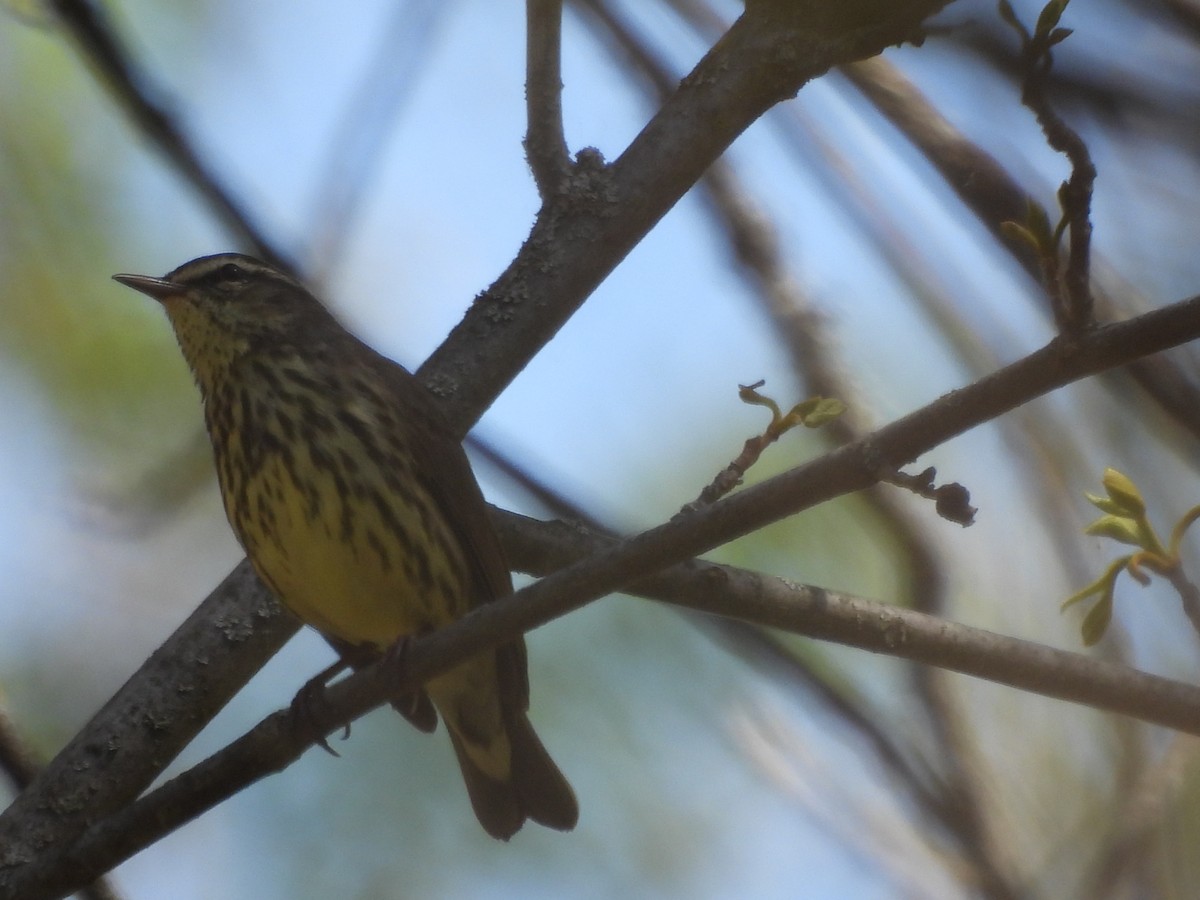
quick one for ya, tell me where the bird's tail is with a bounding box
[446,710,578,841]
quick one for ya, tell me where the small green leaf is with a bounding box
[1085,492,1129,516]
[795,397,846,428]
[1036,0,1070,37]
[1063,557,1128,611]
[1047,27,1074,46]
[1081,591,1112,646]
[1084,515,1145,547]
[1062,578,1104,611]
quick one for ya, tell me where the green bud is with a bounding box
[1084,515,1145,548]
[1102,468,1145,517]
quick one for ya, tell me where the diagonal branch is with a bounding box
[419,3,952,432]
[0,562,297,872]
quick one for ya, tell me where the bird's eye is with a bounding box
[217,263,245,283]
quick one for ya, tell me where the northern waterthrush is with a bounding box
[114,253,577,840]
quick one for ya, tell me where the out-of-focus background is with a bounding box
[3,0,1200,897]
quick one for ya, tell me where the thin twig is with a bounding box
[467,433,609,532]
[1164,567,1200,641]
[842,55,1200,451]
[1010,2,1095,330]
[419,2,951,432]
[525,0,570,198]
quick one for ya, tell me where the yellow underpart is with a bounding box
[234,441,458,649]
[239,443,513,779]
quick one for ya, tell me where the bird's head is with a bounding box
[114,253,329,386]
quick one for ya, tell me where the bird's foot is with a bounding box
[290,658,353,756]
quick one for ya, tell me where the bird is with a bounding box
[114,252,577,840]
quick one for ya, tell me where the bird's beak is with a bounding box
[112,273,183,303]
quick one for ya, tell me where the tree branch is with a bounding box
[419,2,952,431]
[0,563,296,870]
[524,0,570,198]
[841,55,1200,448]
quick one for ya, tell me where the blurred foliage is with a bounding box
[0,13,197,474]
